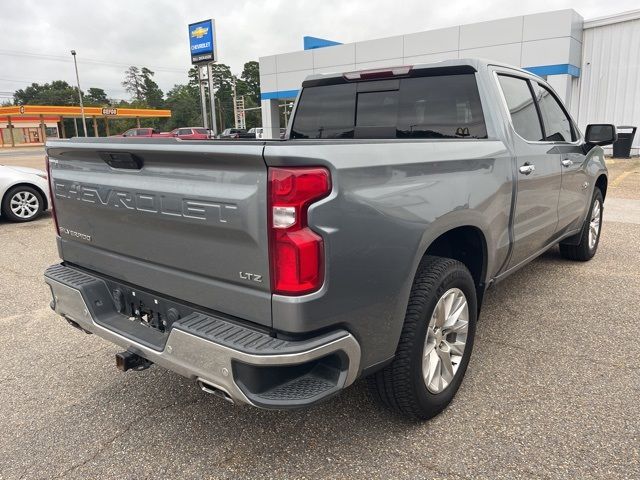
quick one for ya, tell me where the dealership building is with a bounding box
[259,8,640,154]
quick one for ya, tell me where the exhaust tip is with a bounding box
[197,380,235,404]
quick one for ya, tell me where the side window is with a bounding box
[396,74,487,139]
[178,128,191,135]
[124,129,136,136]
[534,83,575,142]
[497,75,543,142]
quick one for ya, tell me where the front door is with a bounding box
[495,73,562,269]
[530,81,589,234]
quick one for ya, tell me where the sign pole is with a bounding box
[199,66,209,130]
[207,63,218,137]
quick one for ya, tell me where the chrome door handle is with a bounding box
[519,163,535,175]
[561,158,573,167]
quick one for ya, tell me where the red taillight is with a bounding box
[268,167,331,295]
[45,155,59,235]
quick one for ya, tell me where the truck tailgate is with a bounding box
[46,139,272,327]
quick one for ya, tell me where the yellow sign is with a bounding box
[191,26,209,39]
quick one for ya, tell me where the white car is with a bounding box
[0,165,50,222]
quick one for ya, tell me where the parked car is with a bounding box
[44,59,614,420]
[114,128,166,138]
[1,165,50,222]
[218,128,253,139]
[168,127,210,140]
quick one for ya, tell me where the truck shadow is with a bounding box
[34,241,618,478]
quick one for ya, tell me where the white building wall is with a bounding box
[261,9,583,94]
[260,10,584,136]
[576,12,640,153]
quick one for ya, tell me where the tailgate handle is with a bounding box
[99,151,143,170]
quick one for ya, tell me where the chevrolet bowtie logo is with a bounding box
[191,26,208,39]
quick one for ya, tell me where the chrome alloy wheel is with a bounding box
[588,198,602,250]
[422,288,469,394]
[10,191,39,219]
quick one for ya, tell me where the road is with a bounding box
[1,148,639,479]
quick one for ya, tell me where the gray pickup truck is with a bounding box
[44,59,615,420]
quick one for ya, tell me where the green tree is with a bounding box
[122,66,145,102]
[13,81,78,105]
[238,61,260,103]
[165,83,201,129]
[237,61,261,129]
[84,87,109,106]
[141,67,164,108]
[122,66,164,108]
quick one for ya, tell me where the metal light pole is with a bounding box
[70,50,87,137]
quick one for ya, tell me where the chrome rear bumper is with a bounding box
[45,264,361,408]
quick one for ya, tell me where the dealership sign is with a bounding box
[188,19,217,64]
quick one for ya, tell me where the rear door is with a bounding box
[496,73,562,268]
[47,140,272,326]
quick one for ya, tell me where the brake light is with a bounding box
[343,65,412,80]
[268,167,331,295]
[45,155,59,235]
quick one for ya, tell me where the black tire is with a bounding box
[1,185,44,222]
[559,188,603,261]
[367,255,477,420]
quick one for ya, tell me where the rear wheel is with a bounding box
[559,188,603,261]
[368,255,477,420]
[1,185,44,222]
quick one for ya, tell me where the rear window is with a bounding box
[290,74,487,140]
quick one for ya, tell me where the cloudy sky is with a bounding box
[0,0,637,102]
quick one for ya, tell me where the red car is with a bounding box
[115,128,167,138]
[168,127,210,140]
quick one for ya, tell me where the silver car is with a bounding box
[0,164,50,222]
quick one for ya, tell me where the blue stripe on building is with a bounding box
[523,64,581,77]
[303,36,342,50]
[261,89,300,100]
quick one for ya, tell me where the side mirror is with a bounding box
[585,124,617,146]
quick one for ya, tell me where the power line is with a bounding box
[0,49,189,74]
[0,77,130,94]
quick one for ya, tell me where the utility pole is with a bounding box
[217,96,224,131]
[70,50,87,137]
[198,65,209,130]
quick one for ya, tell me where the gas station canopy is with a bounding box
[0,105,172,147]
[0,105,171,118]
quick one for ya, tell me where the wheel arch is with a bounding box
[409,217,491,314]
[1,182,49,212]
[421,225,488,308]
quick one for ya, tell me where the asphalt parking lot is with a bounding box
[1,148,639,479]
